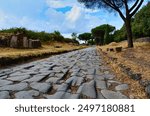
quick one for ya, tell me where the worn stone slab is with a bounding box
[76,85,83,94]
[23,75,47,82]
[0,83,28,91]
[95,80,107,90]
[86,75,94,80]
[55,73,65,79]
[108,80,121,84]
[46,77,60,84]
[0,91,10,99]
[104,74,115,80]
[15,90,40,99]
[115,84,129,91]
[145,85,150,97]
[97,91,105,99]
[94,74,105,80]
[9,72,23,77]
[101,90,128,99]
[30,82,51,93]
[65,77,74,85]
[0,73,7,78]
[72,77,84,86]
[81,80,96,98]
[0,80,13,86]
[7,75,31,81]
[70,94,80,99]
[45,91,66,99]
[49,91,80,99]
[0,75,8,79]
[87,69,95,75]
[57,83,68,92]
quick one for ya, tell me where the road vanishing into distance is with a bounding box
[0,47,129,99]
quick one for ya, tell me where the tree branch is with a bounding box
[129,0,140,12]
[123,0,130,17]
[102,0,126,21]
[130,0,144,17]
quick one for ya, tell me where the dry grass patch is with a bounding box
[98,41,150,99]
[0,42,87,67]
[0,42,86,58]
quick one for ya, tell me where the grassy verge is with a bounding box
[98,41,150,99]
[0,42,87,68]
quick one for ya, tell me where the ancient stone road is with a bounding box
[0,47,129,99]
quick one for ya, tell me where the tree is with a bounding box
[132,2,150,38]
[98,24,115,44]
[78,0,146,48]
[52,31,64,41]
[71,32,78,40]
[91,27,105,45]
[78,33,92,43]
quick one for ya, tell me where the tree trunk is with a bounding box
[125,18,134,48]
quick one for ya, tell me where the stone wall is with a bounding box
[0,36,10,47]
[29,39,41,49]
[0,33,41,49]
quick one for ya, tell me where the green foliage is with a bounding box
[113,2,150,41]
[71,32,77,40]
[87,39,95,45]
[78,33,92,43]
[0,28,78,44]
[113,25,127,42]
[91,24,115,45]
[91,26,105,45]
[103,24,115,44]
[64,38,79,44]
[51,31,65,42]
[132,2,150,38]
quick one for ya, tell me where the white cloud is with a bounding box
[66,5,81,23]
[46,0,77,8]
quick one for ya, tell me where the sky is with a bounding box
[0,0,149,37]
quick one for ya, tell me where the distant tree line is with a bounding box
[78,2,150,45]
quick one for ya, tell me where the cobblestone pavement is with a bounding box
[0,47,129,99]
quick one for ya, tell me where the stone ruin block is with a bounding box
[23,37,29,48]
[1,32,41,49]
[109,48,114,52]
[115,47,122,52]
[10,33,27,48]
[10,35,18,48]
[29,39,41,49]
[0,36,10,47]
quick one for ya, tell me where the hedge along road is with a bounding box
[0,47,129,99]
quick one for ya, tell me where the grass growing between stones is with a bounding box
[0,42,87,67]
[98,41,150,99]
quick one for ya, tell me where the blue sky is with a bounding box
[0,0,149,37]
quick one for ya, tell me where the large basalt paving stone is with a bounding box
[23,74,48,82]
[97,91,105,99]
[57,83,69,92]
[101,90,128,99]
[71,77,84,86]
[80,80,96,98]
[95,80,107,90]
[7,75,31,81]
[15,90,40,99]
[0,83,28,91]
[115,84,129,91]
[0,80,13,86]
[0,91,10,99]
[30,82,51,93]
